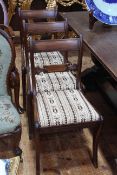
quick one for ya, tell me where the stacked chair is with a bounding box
[18,7,63,109]
[0,29,22,159]
[19,8,103,175]
[22,19,69,139]
[28,36,103,175]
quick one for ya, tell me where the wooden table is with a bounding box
[61,11,117,81]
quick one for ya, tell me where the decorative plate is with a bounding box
[85,0,117,25]
[0,156,20,175]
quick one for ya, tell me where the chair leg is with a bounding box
[92,122,103,168]
[22,66,27,110]
[27,92,34,139]
[35,131,40,175]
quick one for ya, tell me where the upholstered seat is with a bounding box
[35,71,76,92]
[34,51,64,68]
[0,96,20,134]
[36,89,101,127]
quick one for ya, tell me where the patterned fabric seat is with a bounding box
[34,51,64,68]
[36,89,101,127]
[35,71,76,92]
[0,96,20,134]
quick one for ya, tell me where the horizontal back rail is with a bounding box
[24,20,68,35]
[19,9,58,20]
[30,38,82,53]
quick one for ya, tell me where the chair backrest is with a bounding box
[23,20,69,64]
[29,37,83,93]
[0,29,15,96]
[18,8,58,22]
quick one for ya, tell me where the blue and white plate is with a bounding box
[0,159,10,175]
[85,0,117,25]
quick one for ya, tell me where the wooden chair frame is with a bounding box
[22,19,69,109]
[0,29,22,159]
[18,8,66,109]
[28,37,103,175]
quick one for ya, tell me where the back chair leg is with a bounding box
[22,66,27,110]
[35,131,40,175]
[26,91,34,139]
[92,122,103,168]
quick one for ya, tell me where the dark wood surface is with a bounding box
[61,11,117,81]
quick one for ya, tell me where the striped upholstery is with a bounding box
[34,51,64,68]
[36,71,76,92]
[36,89,101,127]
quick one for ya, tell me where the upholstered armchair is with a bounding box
[0,29,22,158]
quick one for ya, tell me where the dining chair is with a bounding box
[18,7,58,49]
[0,29,22,159]
[22,19,69,109]
[29,37,103,175]
[18,7,66,109]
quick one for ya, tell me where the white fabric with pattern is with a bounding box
[34,51,64,68]
[35,71,76,92]
[36,89,101,127]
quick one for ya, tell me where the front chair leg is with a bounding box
[35,125,41,175]
[22,66,27,110]
[92,122,103,168]
[27,91,34,139]
[10,68,24,114]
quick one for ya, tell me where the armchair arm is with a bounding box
[9,67,24,114]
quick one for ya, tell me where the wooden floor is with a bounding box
[14,44,117,175]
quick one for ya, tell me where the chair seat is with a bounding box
[36,71,76,92]
[0,96,20,134]
[34,51,64,68]
[36,89,101,127]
